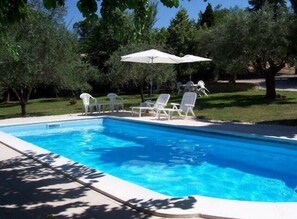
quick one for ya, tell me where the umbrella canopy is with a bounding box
[121,49,182,64]
[179,54,212,63]
[121,49,181,96]
[179,54,212,81]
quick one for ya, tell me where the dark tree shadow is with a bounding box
[0,150,168,219]
[258,119,297,126]
[196,94,297,110]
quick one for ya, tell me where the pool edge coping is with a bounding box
[0,115,297,219]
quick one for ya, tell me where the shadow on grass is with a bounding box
[197,94,297,110]
[0,113,23,120]
[208,82,256,93]
[0,102,19,108]
[36,98,69,103]
[258,119,297,126]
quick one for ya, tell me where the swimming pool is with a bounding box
[1,117,297,202]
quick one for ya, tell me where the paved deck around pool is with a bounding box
[0,113,297,219]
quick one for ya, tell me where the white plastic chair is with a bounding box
[131,94,170,117]
[158,92,197,120]
[176,82,183,95]
[79,93,98,115]
[196,80,209,96]
[184,81,195,92]
[107,93,124,112]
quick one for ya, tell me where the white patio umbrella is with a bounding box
[121,49,182,96]
[179,54,212,81]
[180,54,212,63]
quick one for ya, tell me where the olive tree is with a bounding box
[201,5,295,99]
[246,5,295,99]
[200,8,248,83]
[0,9,96,116]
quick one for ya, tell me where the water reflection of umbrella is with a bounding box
[179,54,212,80]
[121,49,181,96]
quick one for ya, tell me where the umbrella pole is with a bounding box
[189,63,191,81]
[150,75,153,97]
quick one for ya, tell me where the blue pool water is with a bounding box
[1,118,297,202]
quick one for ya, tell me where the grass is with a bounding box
[1,83,297,126]
[195,90,297,126]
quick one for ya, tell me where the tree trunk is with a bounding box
[20,100,27,117]
[11,86,33,117]
[6,91,10,102]
[264,71,276,99]
[140,85,144,103]
[228,73,237,83]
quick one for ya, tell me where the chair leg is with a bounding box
[184,108,192,120]
[177,110,183,117]
[139,108,142,117]
[168,111,173,120]
[131,108,135,116]
[157,110,161,120]
[184,110,189,120]
[190,108,195,117]
[84,105,88,115]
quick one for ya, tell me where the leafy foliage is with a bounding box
[166,8,199,80]
[248,0,287,11]
[0,0,180,33]
[200,5,296,99]
[76,12,133,72]
[201,9,248,82]
[0,0,28,25]
[198,3,215,27]
[291,0,297,13]
[167,8,197,56]
[0,8,96,116]
[108,43,176,102]
[75,2,160,94]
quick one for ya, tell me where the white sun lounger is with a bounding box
[131,94,170,117]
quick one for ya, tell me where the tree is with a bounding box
[0,0,180,24]
[198,3,215,27]
[166,8,198,80]
[200,9,248,83]
[108,43,176,102]
[291,0,297,13]
[0,9,96,116]
[249,0,287,11]
[246,6,295,99]
[201,5,295,99]
[75,10,133,73]
[167,8,197,56]
[212,4,233,25]
[75,1,159,94]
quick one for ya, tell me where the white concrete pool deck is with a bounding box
[0,112,297,219]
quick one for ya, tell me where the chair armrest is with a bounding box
[142,100,154,107]
[170,103,179,110]
[184,104,194,107]
[91,97,97,104]
[118,97,124,103]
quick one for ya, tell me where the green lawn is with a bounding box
[1,84,297,126]
[195,90,297,126]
